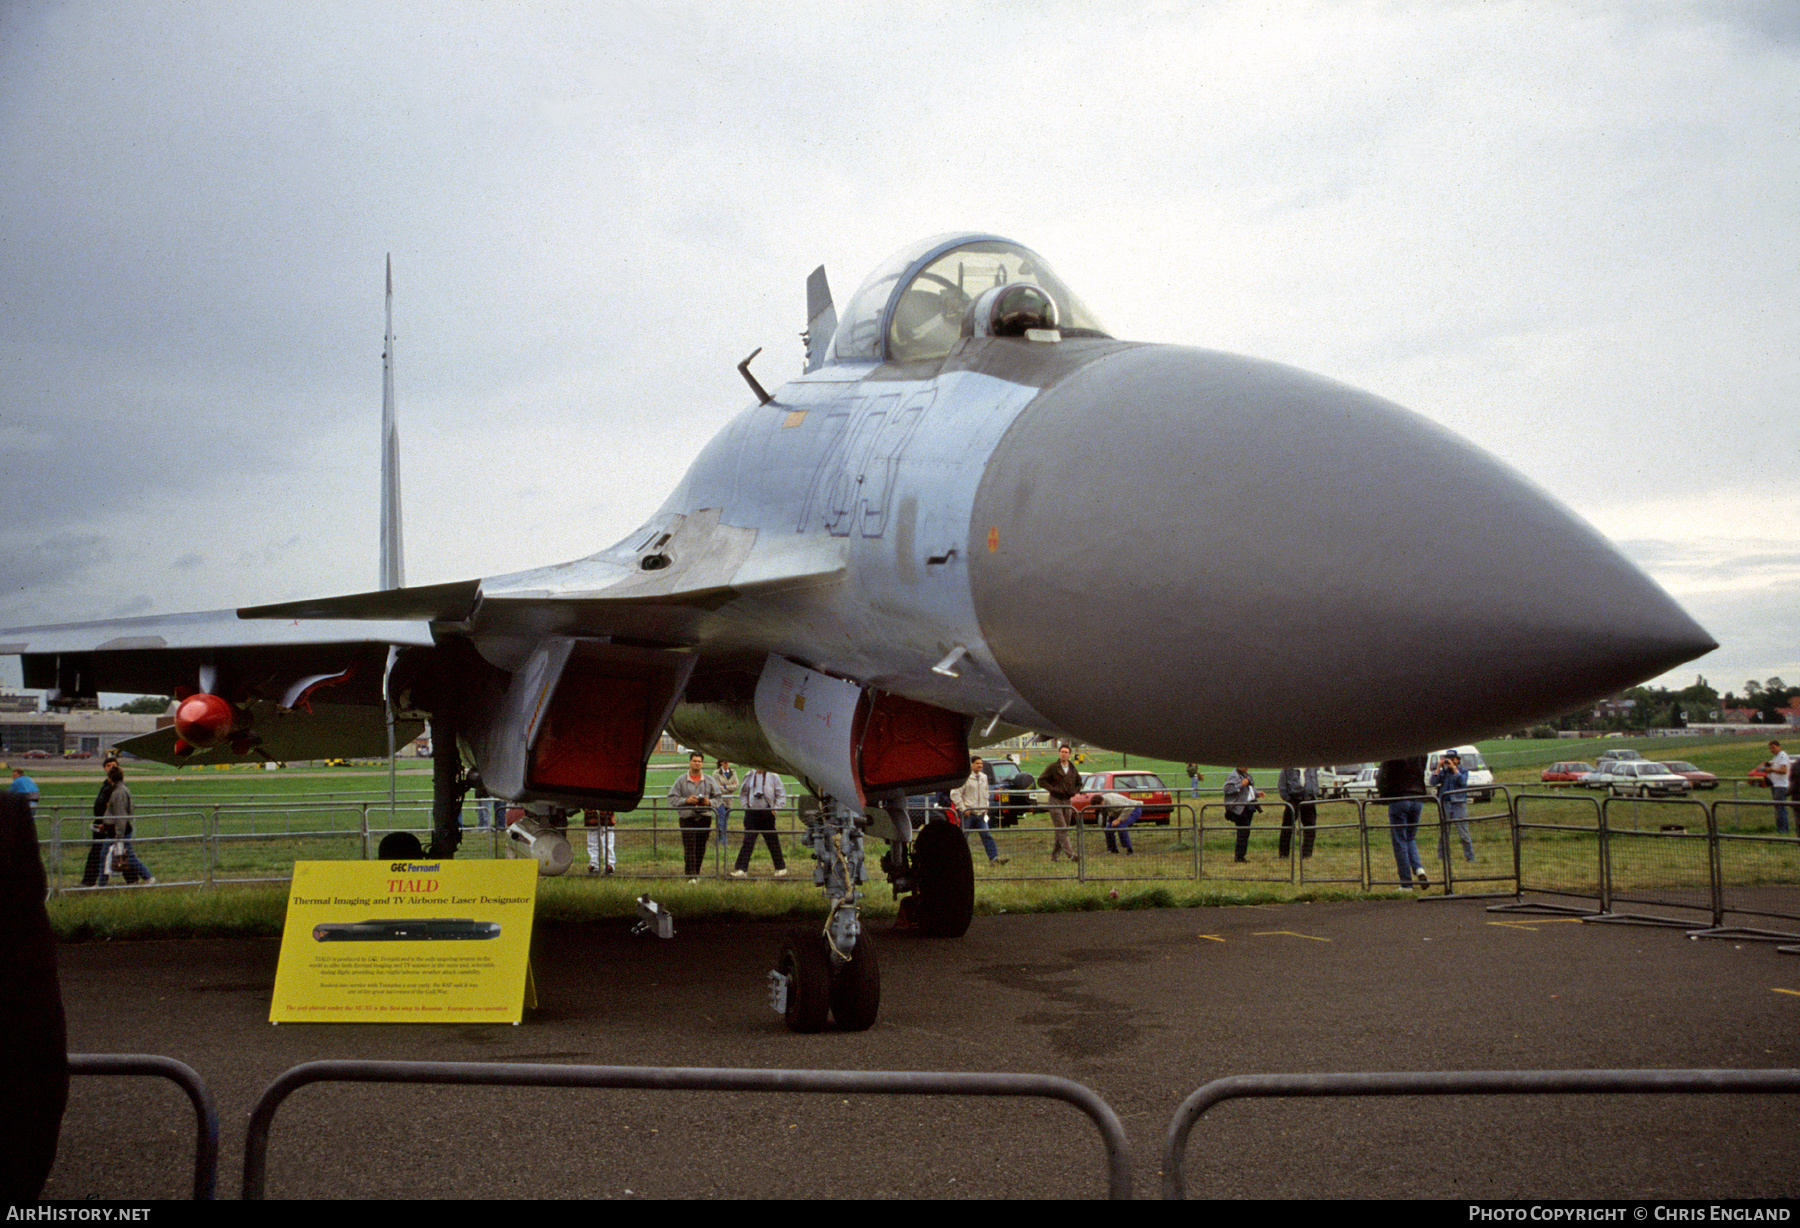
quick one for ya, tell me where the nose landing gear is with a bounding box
[769,795,884,1032]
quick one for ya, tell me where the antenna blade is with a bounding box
[804,265,836,373]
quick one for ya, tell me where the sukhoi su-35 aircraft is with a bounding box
[2,233,1714,1032]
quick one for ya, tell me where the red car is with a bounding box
[1541,761,1595,784]
[1658,761,1717,790]
[1078,771,1174,825]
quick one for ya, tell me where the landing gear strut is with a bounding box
[427,714,466,859]
[768,795,881,1032]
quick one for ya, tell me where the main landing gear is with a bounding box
[427,713,466,859]
[768,797,975,1033]
[904,818,975,938]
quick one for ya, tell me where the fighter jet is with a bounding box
[1,233,1714,1032]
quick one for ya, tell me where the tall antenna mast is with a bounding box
[380,254,405,591]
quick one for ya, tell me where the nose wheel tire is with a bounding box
[778,931,832,1033]
[778,930,881,1032]
[828,931,880,1031]
[911,820,975,938]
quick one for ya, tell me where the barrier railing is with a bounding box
[1425,785,1518,897]
[1495,790,1605,916]
[1161,1067,1800,1199]
[1294,797,1367,888]
[243,1060,1131,1200]
[1193,800,1292,885]
[62,1051,1800,1200]
[39,803,440,893]
[1490,791,1800,941]
[39,788,1800,927]
[1592,793,1717,928]
[1694,797,1800,942]
[67,1053,219,1200]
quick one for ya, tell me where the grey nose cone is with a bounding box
[969,344,1715,765]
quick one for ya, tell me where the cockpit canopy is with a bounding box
[830,234,1109,365]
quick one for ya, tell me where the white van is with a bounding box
[1425,745,1495,802]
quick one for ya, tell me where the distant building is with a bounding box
[1,710,160,758]
[0,713,63,756]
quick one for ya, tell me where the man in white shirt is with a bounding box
[731,768,789,877]
[952,755,1008,866]
[1762,740,1792,836]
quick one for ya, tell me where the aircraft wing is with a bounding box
[114,701,426,766]
[240,519,847,648]
[232,580,482,624]
[5,608,432,700]
[2,524,848,772]
[0,608,436,655]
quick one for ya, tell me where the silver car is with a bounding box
[1595,761,1692,797]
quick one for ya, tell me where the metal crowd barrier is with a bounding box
[39,802,440,893]
[67,1053,220,1200]
[1425,784,1519,897]
[1293,796,1369,889]
[1590,793,1717,928]
[64,1051,1800,1200]
[1493,791,1800,943]
[243,1060,1131,1200]
[1162,1067,1800,1199]
[36,786,1800,929]
[1697,797,1800,942]
[1495,790,1605,917]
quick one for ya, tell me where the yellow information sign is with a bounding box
[270,859,538,1024]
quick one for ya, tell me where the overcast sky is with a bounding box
[1,0,1794,700]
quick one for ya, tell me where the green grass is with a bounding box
[43,869,1421,944]
[48,882,291,942]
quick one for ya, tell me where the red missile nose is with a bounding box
[174,693,234,748]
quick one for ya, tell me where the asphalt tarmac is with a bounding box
[45,896,1800,1200]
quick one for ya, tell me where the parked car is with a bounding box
[1341,766,1381,800]
[1592,761,1692,797]
[1657,761,1717,790]
[1595,748,1645,764]
[1079,771,1174,824]
[1425,746,1495,801]
[19,749,51,759]
[1320,764,1370,798]
[1541,761,1595,784]
[983,759,1045,827]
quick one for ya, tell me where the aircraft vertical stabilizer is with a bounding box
[380,255,405,591]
